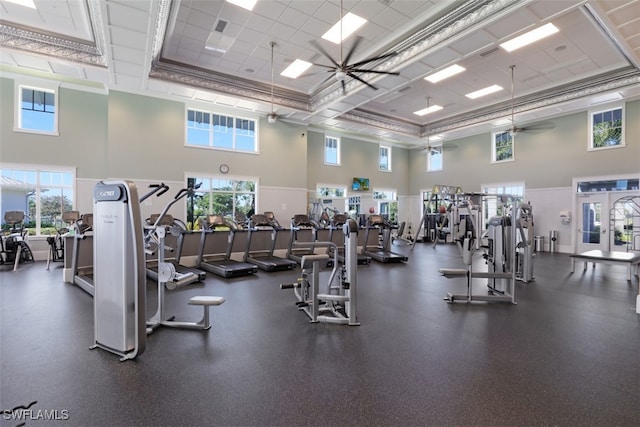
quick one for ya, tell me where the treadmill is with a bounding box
[329,214,372,265]
[287,214,319,264]
[70,213,95,296]
[362,214,408,263]
[197,215,258,278]
[145,214,206,289]
[245,214,296,272]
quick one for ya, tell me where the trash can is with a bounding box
[549,230,558,253]
[534,236,545,252]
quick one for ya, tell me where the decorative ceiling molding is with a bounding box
[424,67,640,136]
[149,60,311,112]
[0,0,107,68]
[309,0,523,109]
[338,110,422,138]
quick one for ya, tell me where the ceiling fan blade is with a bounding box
[347,72,378,91]
[349,51,398,68]
[310,40,340,68]
[343,35,364,66]
[348,68,400,76]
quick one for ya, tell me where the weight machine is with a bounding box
[280,219,359,325]
[439,195,534,304]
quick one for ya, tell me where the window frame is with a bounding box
[481,182,525,230]
[379,145,392,172]
[185,107,259,153]
[14,81,60,136]
[427,145,443,172]
[185,173,259,229]
[324,136,341,166]
[373,188,398,223]
[491,130,514,163]
[588,103,625,151]
[1,163,75,236]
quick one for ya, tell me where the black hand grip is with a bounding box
[280,283,296,289]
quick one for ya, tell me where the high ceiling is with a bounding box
[1,0,639,148]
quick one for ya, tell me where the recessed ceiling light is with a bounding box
[226,0,257,11]
[465,84,503,99]
[500,23,559,52]
[5,0,36,8]
[280,59,312,79]
[425,64,466,83]
[413,105,443,116]
[322,12,367,44]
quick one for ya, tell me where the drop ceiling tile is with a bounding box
[106,2,151,33]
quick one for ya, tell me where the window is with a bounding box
[324,136,340,165]
[186,108,258,152]
[1,165,74,235]
[379,145,391,171]
[481,182,525,229]
[186,175,257,229]
[373,189,397,223]
[589,104,624,150]
[348,196,361,219]
[16,84,58,135]
[427,146,443,172]
[314,185,347,218]
[492,131,514,163]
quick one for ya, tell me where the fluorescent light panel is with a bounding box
[413,105,443,116]
[322,12,367,44]
[425,64,466,83]
[465,84,503,99]
[226,0,258,11]
[280,59,312,79]
[500,23,559,52]
[5,0,36,8]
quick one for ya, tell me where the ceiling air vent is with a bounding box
[214,19,228,33]
[480,47,499,57]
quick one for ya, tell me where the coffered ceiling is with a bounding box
[1,0,639,148]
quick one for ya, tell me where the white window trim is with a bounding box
[324,136,341,166]
[427,145,443,172]
[379,145,392,172]
[185,172,260,220]
[1,162,76,236]
[588,102,625,152]
[491,131,515,164]
[14,79,60,136]
[184,106,260,154]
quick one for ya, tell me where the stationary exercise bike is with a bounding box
[46,211,80,270]
[0,211,34,271]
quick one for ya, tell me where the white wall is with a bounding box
[525,187,573,253]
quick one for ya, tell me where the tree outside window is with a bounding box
[492,131,514,163]
[590,106,624,150]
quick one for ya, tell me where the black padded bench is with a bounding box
[570,250,640,281]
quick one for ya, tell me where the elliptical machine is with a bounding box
[0,211,34,271]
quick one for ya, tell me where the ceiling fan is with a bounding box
[417,97,458,153]
[503,65,555,135]
[308,0,400,95]
[267,41,280,124]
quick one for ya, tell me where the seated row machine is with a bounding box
[281,218,360,325]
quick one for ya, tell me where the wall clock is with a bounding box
[219,164,229,174]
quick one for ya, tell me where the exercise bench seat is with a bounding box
[188,296,225,330]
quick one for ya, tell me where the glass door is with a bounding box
[576,193,610,253]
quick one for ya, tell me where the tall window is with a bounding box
[427,146,443,172]
[186,108,258,152]
[187,175,257,229]
[481,182,525,229]
[17,85,58,134]
[348,196,361,219]
[1,166,74,235]
[324,136,341,166]
[492,131,514,163]
[589,104,624,150]
[373,189,397,223]
[379,145,391,171]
